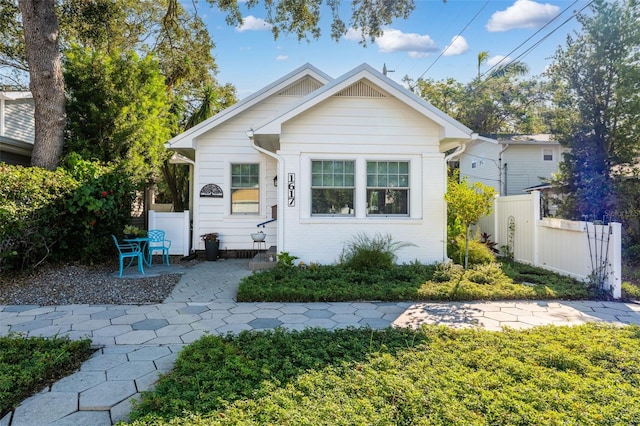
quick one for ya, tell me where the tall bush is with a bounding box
[0,158,135,271]
[0,165,77,270]
[59,154,135,261]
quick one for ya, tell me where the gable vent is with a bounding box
[277,76,323,96]
[334,80,386,98]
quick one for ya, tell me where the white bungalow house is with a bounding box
[0,91,34,166]
[167,63,483,264]
[458,134,565,196]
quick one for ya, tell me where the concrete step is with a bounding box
[249,246,277,271]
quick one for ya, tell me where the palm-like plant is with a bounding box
[477,51,489,77]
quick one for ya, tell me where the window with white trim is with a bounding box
[231,163,259,214]
[311,160,355,215]
[367,161,409,215]
[543,148,554,161]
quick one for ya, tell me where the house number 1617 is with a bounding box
[287,173,295,207]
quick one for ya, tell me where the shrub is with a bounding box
[339,233,415,271]
[622,281,640,300]
[0,157,135,270]
[431,262,462,283]
[0,164,78,270]
[448,234,495,266]
[60,155,136,261]
[276,251,299,268]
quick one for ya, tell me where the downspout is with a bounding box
[498,143,509,196]
[248,131,285,253]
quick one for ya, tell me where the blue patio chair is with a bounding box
[147,229,172,266]
[112,235,145,277]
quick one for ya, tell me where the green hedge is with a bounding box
[0,156,135,270]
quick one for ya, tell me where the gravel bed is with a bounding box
[0,259,197,306]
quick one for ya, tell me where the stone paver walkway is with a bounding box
[1,259,640,425]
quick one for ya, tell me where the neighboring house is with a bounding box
[459,134,564,196]
[167,63,483,264]
[0,91,34,166]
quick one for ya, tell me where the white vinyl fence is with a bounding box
[477,192,622,298]
[148,210,190,256]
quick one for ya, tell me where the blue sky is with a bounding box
[190,0,591,98]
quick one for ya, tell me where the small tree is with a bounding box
[445,172,496,269]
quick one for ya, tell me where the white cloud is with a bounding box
[236,15,272,32]
[486,0,560,32]
[442,35,469,57]
[408,51,430,59]
[344,27,438,57]
[276,55,288,61]
[343,28,363,41]
[487,55,511,67]
[375,28,438,56]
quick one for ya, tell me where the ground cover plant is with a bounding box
[127,324,640,425]
[237,260,589,302]
[0,335,93,417]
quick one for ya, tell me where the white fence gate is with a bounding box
[148,210,190,256]
[478,192,622,299]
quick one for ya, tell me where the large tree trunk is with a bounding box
[19,0,65,170]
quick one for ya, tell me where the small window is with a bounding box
[231,163,259,214]
[471,159,477,169]
[311,160,355,215]
[543,148,554,161]
[367,161,409,215]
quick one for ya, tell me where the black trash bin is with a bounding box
[204,239,219,261]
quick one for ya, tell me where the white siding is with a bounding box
[193,95,298,251]
[277,96,447,264]
[3,98,34,142]
[459,142,502,193]
[460,142,562,196]
[502,145,560,195]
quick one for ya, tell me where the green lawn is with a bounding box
[0,335,93,418]
[128,324,640,425]
[237,260,590,302]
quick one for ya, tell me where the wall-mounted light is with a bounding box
[273,175,278,187]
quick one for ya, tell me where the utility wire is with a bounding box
[479,0,579,79]
[480,0,595,80]
[415,0,491,83]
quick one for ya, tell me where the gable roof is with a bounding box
[167,63,332,149]
[250,63,476,151]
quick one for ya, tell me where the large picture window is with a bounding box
[367,161,409,215]
[311,160,355,215]
[231,163,259,214]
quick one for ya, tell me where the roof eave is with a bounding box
[167,64,333,149]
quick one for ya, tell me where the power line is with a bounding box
[480,0,595,80]
[415,0,491,83]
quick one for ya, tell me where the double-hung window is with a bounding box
[367,161,409,215]
[311,160,355,215]
[542,148,554,161]
[231,163,259,214]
